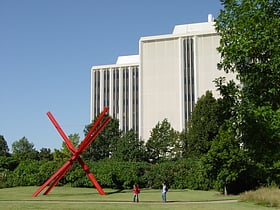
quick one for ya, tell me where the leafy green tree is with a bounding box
[12,137,34,153]
[216,0,280,179]
[0,156,18,188]
[7,160,41,186]
[240,103,280,162]
[37,160,64,185]
[61,133,80,159]
[185,91,220,157]
[83,116,121,161]
[0,136,18,187]
[0,135,9,156]
[11,137,39,160]
[53,148,71,161]
[214,77,241,124]
[38,148,53,161]
[216,0,280,109]
[180,128,188,158]
[111,130,147,162]
[84,160,150,189]
[202,128,256,194]
[0,156,18,171]
[146,119,181,163]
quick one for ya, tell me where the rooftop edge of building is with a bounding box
[172,14,215,34]
[139,14,216,42]
[116,55,140,65]
[92,14,215,69]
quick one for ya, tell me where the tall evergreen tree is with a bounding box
[185,91,220,157]
[0,135,9,156]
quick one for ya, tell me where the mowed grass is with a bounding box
[0,186,275,210]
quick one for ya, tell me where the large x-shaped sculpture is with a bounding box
[32,107,111,197]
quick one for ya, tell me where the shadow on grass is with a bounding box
[105,189,124,195]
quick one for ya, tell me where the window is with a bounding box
[183,38,195,121]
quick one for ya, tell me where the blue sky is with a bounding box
[0,0,223,151]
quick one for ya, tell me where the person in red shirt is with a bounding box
[133,184,140,202]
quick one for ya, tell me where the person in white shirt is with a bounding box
[161,183,168,203]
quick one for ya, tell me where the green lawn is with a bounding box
[0,186,275,210]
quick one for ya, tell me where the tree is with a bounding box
[53,149,66,161]
[82,116,121,161]
[0,135,9,156]
[214,77,241,124]
[8,160,41,186]
[216,0,280,109]
[11,137,39,160]
[0,156,18,171]
[185,91,220,157]
[12,137,34,153]
[38,148,53,161]
[61,133,80,159]
[215,0,280,187]
[111,130,147,162]
[146,119,181,163]
[202,128,255,194]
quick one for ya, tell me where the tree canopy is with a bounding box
[217,0,280,109]
[11,137,38,160]
[146,119,181,163]
[83,116,121,161]
[217,0,280,108]
[111,129,147,162]
[0,135,9,156]
[214,0,280,190]
[185,91,220,157]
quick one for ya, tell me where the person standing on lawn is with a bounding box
[133,184,140,202]
[162,183,168,203]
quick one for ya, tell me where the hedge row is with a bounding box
[2,158,212,190]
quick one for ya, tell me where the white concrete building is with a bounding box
[90,15,235,141]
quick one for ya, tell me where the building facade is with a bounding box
[90,15,235,141]
[91,55,140,133]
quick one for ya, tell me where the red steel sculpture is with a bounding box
[32,107,111,197]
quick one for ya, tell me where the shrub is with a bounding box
[7,160,40,186]
[240,187,280,208]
